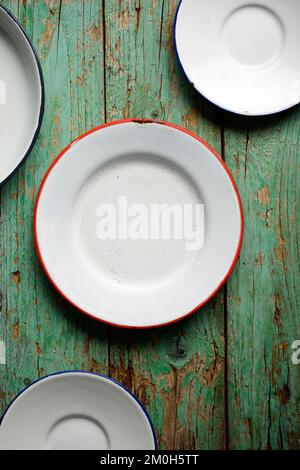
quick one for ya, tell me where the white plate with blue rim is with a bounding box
[0,4,44,185]
[0,371,157,450]
[175,0,300,115]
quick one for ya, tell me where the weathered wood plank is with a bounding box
[225,110,300,449]
[104,0,226,449]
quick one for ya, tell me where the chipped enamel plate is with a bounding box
[0,371,156,450]
[175,0,300,115]
[34,120,243,328]
[0,5,44,185]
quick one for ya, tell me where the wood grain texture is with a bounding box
[225,110,300,449]
[0,0,299,450]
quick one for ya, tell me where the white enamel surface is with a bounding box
[35,122,242,327]
[0,373,155,450]
[175,0,300,115]
[0,6,42,184]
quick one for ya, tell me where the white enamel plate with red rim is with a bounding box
[0,372,156,450]
[0,4,44,184]
[34,120,243,328]
[175,0,300,115]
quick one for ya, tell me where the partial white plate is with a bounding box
[0,4,44,185]
[175,0,300,115]
[0,371,156,450]
[34,119,243,328]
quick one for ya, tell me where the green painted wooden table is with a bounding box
[0,0,300,450]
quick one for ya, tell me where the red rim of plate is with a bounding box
[33,118,244,329]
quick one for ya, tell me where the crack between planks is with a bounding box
[244,127,250,179]
[221,114,230,450]
[158,0,165,65]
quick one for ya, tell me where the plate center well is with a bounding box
[45,415,109,450]
[73,155,203,288]
[222,4,285,67]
